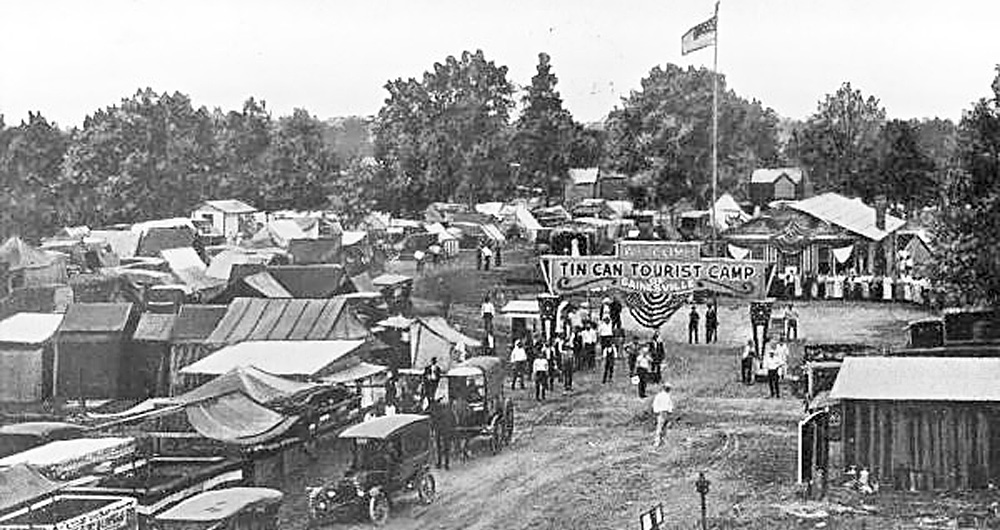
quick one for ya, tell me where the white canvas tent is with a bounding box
[409,317,480,372]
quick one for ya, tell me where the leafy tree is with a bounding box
[876,119,937,210]
[0,113,68,239]
[931,67,1000,305]
[374,50,515,213]
[513,52,577,204]
[215,97,273,206]
[795,82,885,197]
[262,108,340,211]
[604,64,779,206]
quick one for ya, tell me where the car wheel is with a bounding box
[417,473,437,504]
[368,491,389,526]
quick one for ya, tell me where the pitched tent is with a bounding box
[161,247,224,294]
[89,230,141,259]
[409,318,480,372]
[0,312,64,402]
[55,303,136,399]
[712,193,750,231]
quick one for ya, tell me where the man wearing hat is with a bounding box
[652,381,675,447]
[423,357,443,401]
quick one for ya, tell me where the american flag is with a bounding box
[681,14,717,55]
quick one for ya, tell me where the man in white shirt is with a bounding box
[509,340,527,390]
[481,245,493,271]
[652,382,675,447]
[763,346,785,398]
[581,324,598,370]
[532,354,549,401]
[481,295,495,335]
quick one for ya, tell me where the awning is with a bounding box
[185,393,299,445]
[321,362,388,384]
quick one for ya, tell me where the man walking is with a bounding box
[582,323,598,370]
[627,337,640,376]
[785,303,799,340]
[652,382,675,448]
[481,294,495,336]
[741,338,755,385]
[650,331,665,383]
[423,357,443,401]
[602,341,617,384]
[705,303,718,343]
[533,353,549,401]
[561,337,575,392]
[429,399,454,470]
[635,347,652,398]
[688,305,700,344]
[763,347,784,398]
[481,244,493,271]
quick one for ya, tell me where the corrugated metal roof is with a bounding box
[751,167,803,184]
[180,340,363,377]
[59,303,133,333]
[199,199,257,214]
[830,357,1000,401]
[788,193,905,242]
[133,313,177,342]
[171,305,228,342]
[0,313,64,344]
[206,297,369,344]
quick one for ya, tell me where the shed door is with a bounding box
[798,410,829,484]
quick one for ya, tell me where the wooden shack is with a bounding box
[54,303,137,399]
[830,356,1000,490]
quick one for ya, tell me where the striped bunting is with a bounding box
[624,290,688,329]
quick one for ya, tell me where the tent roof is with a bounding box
[171,305,228,342]
[88,230,142,259]
[515,207,543,230]
[0,437,134,469]
[569,167,599,185]
[751,167,803,184]
[185,393,299,446]
[0,464,64,512]
[268,265,346,298]
[197,199,258,214]
[176,365,316,405]
[133,313,177,342]
[243,272,293,298]
[0,237,59,270]
[206,297,370,344]
[0,313,64,344]
[342,231,367,247]
[180,339,364,377]
[788,193,905,242]
[206,249,272,280]
[339,414,427,440]
[321,361,388,384]
[420,317,481,348]
[156,487,282,521]
[59,303,133,333]
[830,357,1000,401]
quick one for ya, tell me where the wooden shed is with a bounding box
[0,313,64,402]
[54,303,137,399]
[830,356,1000,490]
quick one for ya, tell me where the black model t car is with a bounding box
[307,414,436,526]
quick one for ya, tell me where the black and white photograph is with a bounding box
[0,1,999,528]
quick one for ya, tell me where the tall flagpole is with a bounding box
[711,0,720,250]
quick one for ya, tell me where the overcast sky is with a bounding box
[1,0,998,128]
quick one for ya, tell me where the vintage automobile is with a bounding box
[150,487,283,530]
[307,414,436,526]
[447,356,514,454]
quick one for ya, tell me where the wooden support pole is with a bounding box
[868,402,878,476]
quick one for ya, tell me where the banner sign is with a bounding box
[543,255,768,298]
[617,241,701,260]
[55,497,135,530]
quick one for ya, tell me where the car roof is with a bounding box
[0,422,84,437]
[339,414,429,440]
[155,487,283,521]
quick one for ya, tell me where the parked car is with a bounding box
[307,414,436,526]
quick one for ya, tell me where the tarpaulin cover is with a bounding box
[185,392,299,445]
[177,365,316,405]
[0,463,63,512]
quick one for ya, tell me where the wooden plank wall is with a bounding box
[842,400,998,490]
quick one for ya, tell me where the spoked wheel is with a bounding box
[417,472,437,504]
[368,490,389,526]
[488,415,503,455]
[503,399,515,445]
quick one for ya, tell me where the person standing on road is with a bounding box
[705,303,718,343]
[429,399,454,470]
[423,357,443,401]
[635,347,653,398]
[652,382,675,447]
[650,331,665,383]
[562,337,576,392]
[602,341,617,384]
[475,243,483,270]
[627,336,640,376]
[510,340,527,390]
[481,294,495,336]
[741,338,755,385]
[533,353,549,401]
[785,303,799,340]
[598,316,614,353]
[609,297,623,332]
[763,347,784,398]
[481,244,493,271]
[688,305,700,344]
[582,322,598,370]
[414,249,426,274]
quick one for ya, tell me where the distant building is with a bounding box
[191,200,258,242]
[564,168,629,205]
[749,167,806,207]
